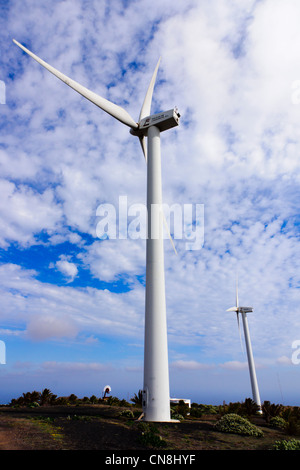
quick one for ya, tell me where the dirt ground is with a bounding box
[0,404,295,453]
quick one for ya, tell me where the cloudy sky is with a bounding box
[0,0,300,406]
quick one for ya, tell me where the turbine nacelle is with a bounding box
[130,108,180,137]
[238,306,253,314]
[226,279,253,353]
[226,276,253,315]
[226,306,253,314]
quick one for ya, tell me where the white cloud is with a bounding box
[276,356,293,366]
[171,360,214,371]
[220,361,249,371]
[41,361,109,372]
[0,180,63,248]
[52,255,78,283]
[79,239,145,282]
[0,263,144,340]
[26,314,79,341]
[0,329,23,337]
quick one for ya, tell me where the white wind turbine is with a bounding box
[13,39,180,422]
[227,278,262,413]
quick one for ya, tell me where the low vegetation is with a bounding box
[214,413,264,437]
[272,439,300,450]
[2,390,299,450]
[9,389,130,407]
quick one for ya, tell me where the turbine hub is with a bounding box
[238,307,254,314]
[130,108,180,136]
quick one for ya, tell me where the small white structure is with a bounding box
[170,398,191,408]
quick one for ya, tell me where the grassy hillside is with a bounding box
[0,393,299,451]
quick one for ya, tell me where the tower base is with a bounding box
[137,413,180,423]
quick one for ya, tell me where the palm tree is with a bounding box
[131,390,143,406]
[30,391,41,403]
[21,392,32,405]
[242,398,260,417]
[262,401,283,423]
[40,388,55,405]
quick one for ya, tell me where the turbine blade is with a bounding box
[236,276,239,308]
[162,212,177,255]
[237,312,244,354]
[13,39,138,129]
[226,307,238,312]
[139,58,161,122]
[139,135,147,161]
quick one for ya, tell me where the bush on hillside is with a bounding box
[269,416,287,430]
[214,413,263,437]
[273,439,300,450]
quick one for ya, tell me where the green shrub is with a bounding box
[199,404,218,415]
[170,408,184,421]
[55,397,68,405]
[119,409,134,418]
[176,400,189,418]
[214,413,263,437]
[262,401,283,422]
[190,407,203,418]
[67,394,78,405]
[119,399,131,407]
[138,423,167,448]
[106,396,121,406]
[89,395,98,404]
[217,402,242,416]
[269,416,287,430]
[67,414,93,421]
[27,402,40,408]
[285,417,300,436]
[190,403,218,417]
[273,439,300,450]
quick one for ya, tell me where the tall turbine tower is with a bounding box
[227,280,262,413]
[13,39,180,422]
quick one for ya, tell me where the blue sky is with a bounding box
[0,0,300,406]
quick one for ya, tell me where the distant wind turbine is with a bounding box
[13,39,180,422]
[227,279,262,413]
